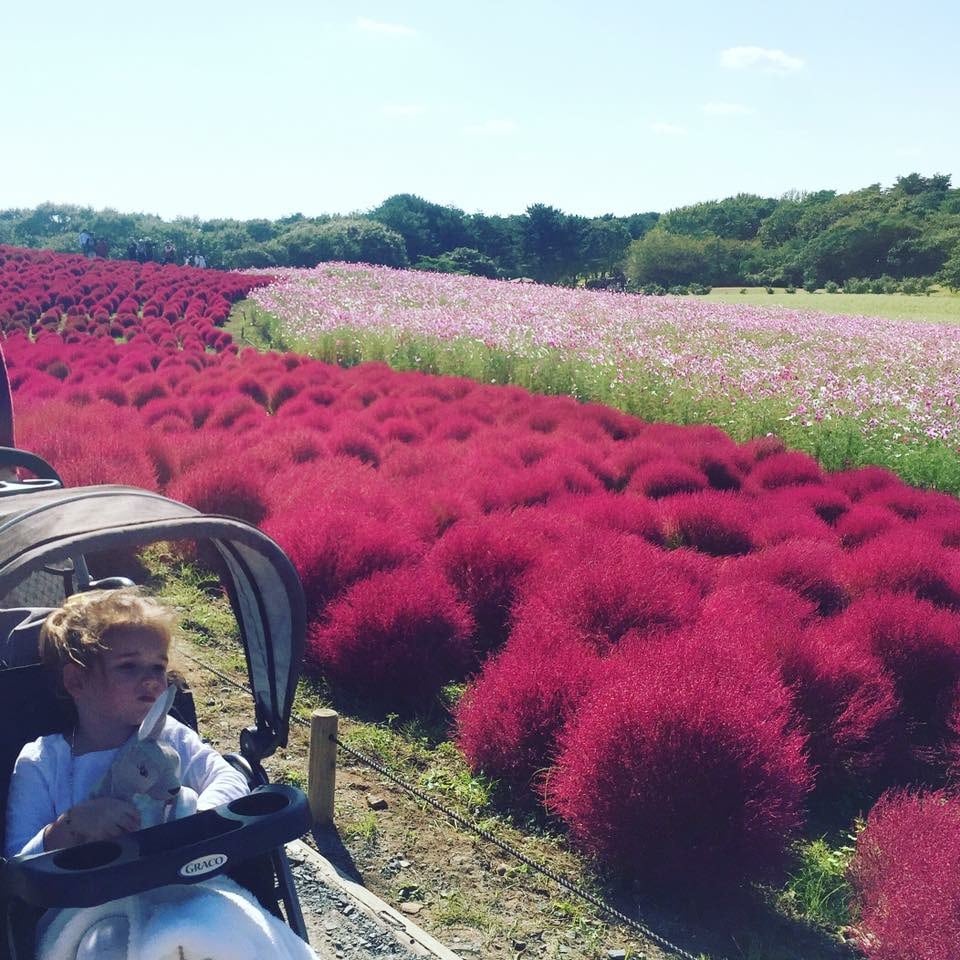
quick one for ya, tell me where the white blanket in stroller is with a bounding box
[37,875,319,960]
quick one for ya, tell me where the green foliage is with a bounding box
[520,203,583,283]
[779,837,855,930]
[278,218,408,268]
[3,172,957,290]
[415,247,499,279]
[370,194,470,262]
[658,193,779,240]
[624,229,709,287]
[939,244,960,291]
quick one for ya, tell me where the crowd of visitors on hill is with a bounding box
[80,232,206,268]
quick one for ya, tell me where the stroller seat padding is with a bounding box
[0,608,52,668]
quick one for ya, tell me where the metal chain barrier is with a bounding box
[180,648,711,960]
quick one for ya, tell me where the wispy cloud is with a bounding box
[720,46,804,74]
[356,17,417,37]
[382,103,426,119]
[463,118,518,137]
[649,121,687,137]
[701,101,753,116]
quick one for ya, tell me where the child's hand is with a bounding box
[44,798,140,849]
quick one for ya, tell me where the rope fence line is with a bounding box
[179,647,711,960]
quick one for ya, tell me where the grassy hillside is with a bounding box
[701,287,960,324]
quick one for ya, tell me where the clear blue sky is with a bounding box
[4,0,957,221]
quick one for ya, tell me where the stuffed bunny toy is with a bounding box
[91,684,198,829]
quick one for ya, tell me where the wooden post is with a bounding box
[308,708,338,826]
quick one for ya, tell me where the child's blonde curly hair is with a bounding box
[39,588,177,678]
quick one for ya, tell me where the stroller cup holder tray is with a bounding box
[1,784,310,908]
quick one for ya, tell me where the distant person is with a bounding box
[94,237,109,259]
[78,231,93,257]
[161,241,177,265]
[135,239,147,264]
[184,254,192,266]
[194,253,206,269]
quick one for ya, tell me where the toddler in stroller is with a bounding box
[5,588,320,960]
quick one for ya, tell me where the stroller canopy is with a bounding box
[0,485,305,758]
[0,345,12,448]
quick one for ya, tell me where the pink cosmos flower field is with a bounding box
[252,263,960,446]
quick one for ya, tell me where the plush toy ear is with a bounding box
[138,684,177,742]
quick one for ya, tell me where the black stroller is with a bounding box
[0,447,313,957]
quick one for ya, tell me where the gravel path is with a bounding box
[288,844,445,960]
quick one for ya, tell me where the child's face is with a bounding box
[70,628,170,733]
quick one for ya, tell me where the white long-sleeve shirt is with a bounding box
[5,716,249,858]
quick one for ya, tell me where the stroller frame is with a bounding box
[0,447,313,958]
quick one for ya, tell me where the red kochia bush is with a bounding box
[546,634,812,892]
[745,450,824,490]
[166,461,270,527]
[832,465,901,501]
[263,502,423,619]
[718,538,847,615]
[832,592,960,779]
[784,624,899,793]
[657,490,755,556]
[429,515,543,654]
[835,504,900,548]
[842,529,960,610]
[697,583,897,792]
[16,400,158,490]
[307,565,474,707]
[628,458,708,499]
[456,634,602,801]
[849,790,960,960]
[511,531,702,654]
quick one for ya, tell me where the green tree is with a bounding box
[369,194,469,262]
[463,213,521,275]
[415,247,499,278]
[624,229,709,287]
[579,217,632,277]
[520,204,583,283]
[659,194,778,241]
[801,213,923,283]
[279,218,408,268]
[938,244,960,290]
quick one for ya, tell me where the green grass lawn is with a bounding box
[701,286,960,324]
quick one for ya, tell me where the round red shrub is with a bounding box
[306,564,474,707]
[429,514,543,654]
[557,490,663,545]
[166,461,270,526]
[657,490,755,556]
[746,450,824,490]
[545,633,812,892]
[512,531,702,654]
[860,485,960,522]
[833,592,960,779]
[16,399,158,490]
[842,529,960,610]
[836,504,900,548]
[456,633,602,800]
[849,790,960,960]
[263,501,424,619]
[628,458,708,499]
[719,538,847,615]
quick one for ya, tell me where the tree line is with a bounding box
[3,172,959,291]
